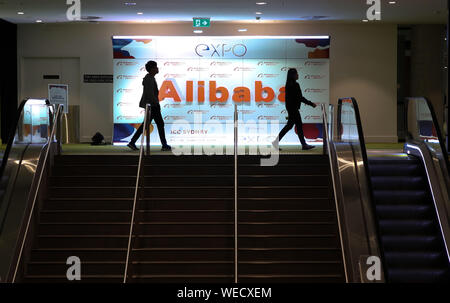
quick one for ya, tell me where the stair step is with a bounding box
[27,261,234,276]
[237,261,343,276]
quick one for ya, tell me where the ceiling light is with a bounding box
[124,2,136,5]
[256,2,267,4]
[389,1,396,4]
[137,12,143,15]
[17,12,24,15]
[362,19,368,22]
[238,28,247,32]
[256,12,263,15]
[193,30,203,34]
[36,20,42,23]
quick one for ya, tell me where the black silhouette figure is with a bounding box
[128,60,171,151]
[273,68,317,150]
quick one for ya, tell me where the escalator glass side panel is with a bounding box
[0,99,51,282]
[406,97,449,174]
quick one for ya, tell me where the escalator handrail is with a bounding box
[11,104,63,282]
[321,103,349,282]
[0,99,30,179]
[405,97,450,174]
[337,97,387,280]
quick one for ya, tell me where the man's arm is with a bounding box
[143,77,159,105]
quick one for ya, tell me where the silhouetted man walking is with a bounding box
[128,60,171,151]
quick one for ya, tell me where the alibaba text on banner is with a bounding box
[112,36,330,145]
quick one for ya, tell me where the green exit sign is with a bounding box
[193,18,210,28]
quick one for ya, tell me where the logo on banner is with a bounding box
[304,88,327,93]
[238,110,256,114]
[164,115,186,121]
[258,104,280,108]
[234,67,255,72]
[116,61,139,66]
[257,73,280,78]
[117,101,135,107]
[210,73,232,78]
[116,88,136,94]
[164,73,186,78]
[187,67,209,72]
[116,75,139,80]
[210,61,232,66]
[210,116,233,120]
[117,115,139,120]
[305,61,327,66]
[258,116,279,120]
[195,43,247,57]
[304,75,326,80]
[164,104,184,109]
[211,104,232,109]
[258,61,280,66]
[164,61,185,66]
[187,110,209,114]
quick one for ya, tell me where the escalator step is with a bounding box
[381,235,441,251]
[368,163,422,177]
[378,220,436,235]
[371,176,427,191]
[387,268,450,283]
[384,251,448,267]
[372,190,429,204]
[376,205,433,220]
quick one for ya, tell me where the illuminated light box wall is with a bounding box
[112,36,330,145]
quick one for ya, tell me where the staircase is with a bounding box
[368,156,450,282]
[22,153,345,283]
[237,155,345,282]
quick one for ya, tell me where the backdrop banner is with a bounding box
[112,36,330,146]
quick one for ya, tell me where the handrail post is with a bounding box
[234,104,238,283]
[322,103,327,155]
[124,104,150,283]
[146,107,151,156]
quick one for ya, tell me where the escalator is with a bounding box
[331,97,450,283]
[369,155,449,282]
[0,99,62,282]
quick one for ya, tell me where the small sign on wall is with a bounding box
[84,74,113,83]
[48,84,69,114]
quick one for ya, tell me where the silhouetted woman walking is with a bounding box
[273,68,316,150]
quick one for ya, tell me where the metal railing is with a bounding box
[123,104,151,283]
[321,104,349,282]
[404,97,450,265]
[325,97,385,282]
[12,103,63,282]
[234,104,238,283]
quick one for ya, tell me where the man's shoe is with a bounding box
[161,145,172,151]
[302,144,315,150]
[127,142,138,151]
